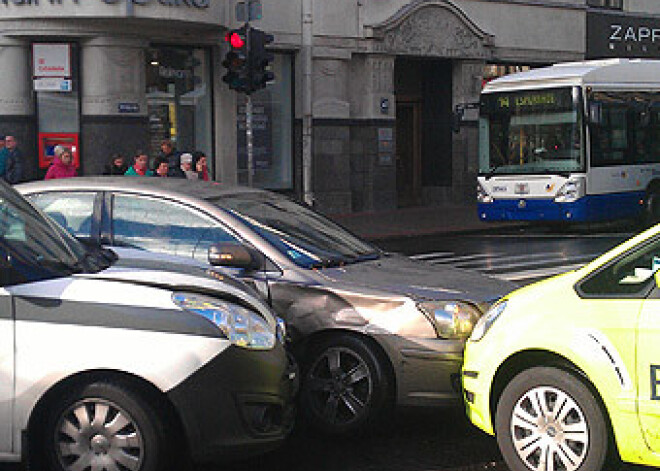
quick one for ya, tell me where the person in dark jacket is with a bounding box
[103,154,128,175]
[4,135,23,184]
[158,139,184,178]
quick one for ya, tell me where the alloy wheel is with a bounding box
[306,346,373,427]
[510,386,589,471]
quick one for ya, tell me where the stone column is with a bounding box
[312,54,352,214]
[348,54,396,211]
[0,37,36,181]
[80,36,149,174]
[452,59,485,203]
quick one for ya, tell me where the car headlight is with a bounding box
[418,301,482,339]
[173,293,276,350]
[470,300,507,342]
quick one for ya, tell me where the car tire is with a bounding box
[495,367,610,471]
[33,381,171,471]
[643,189,660,227]
[300,333,391,435]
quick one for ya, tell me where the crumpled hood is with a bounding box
[77,250,276,323]
[313,253,517,305]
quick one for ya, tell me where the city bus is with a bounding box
[477,58,660,223]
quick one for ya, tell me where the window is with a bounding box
[27,192,96,238]
[237,53,293,190]
[579,237,660,297]
[587,0,622,9]
[146,46,213,172]
[590,91,660,167]
[111,194,240,262]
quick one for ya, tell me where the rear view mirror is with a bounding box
[208,242,263,271]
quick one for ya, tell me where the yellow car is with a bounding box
[463,224,660,471]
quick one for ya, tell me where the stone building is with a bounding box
[0,0,658,214]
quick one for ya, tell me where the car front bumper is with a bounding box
[461,340,497,436]
[167,342,295,463]
[376,335,465,407]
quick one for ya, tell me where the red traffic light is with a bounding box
[225,31,245,49]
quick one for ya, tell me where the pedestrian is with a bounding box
[0,136,8,181]
[152,156,169,177]
[103,153,128,175]
[179,153,198,180]
[158,139,183,177]
[193,151,210,181]
[45,147,77,180]
[4,135,23,184]
[124,151,154,177]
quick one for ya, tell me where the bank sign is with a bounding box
[588,12,660,59]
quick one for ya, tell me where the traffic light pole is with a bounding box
[244,22,255,187]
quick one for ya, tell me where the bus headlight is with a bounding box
[173,293,276,350]
[477,183,493,203]
[554,177,585,203]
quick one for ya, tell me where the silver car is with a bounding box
[18,177,517,435]
[0,179,294,470]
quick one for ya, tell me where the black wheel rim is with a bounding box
[54,398,144,471]
[306,346,373,427]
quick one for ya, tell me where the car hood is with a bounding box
[313,253,517,306]
[78,249,276,324]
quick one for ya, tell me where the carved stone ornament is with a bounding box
[370,0,493,60]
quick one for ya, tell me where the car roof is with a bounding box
[16,176,272,202]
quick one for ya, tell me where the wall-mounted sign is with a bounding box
[588,12,660,59]
[118,102,140,113]
[33,43,71,78]
[33,77,72,92]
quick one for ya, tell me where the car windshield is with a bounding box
[479,86,585,175]
[212,193,380,269]
[0,181,113,282]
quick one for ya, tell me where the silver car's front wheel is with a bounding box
[33,381,171,471]
[55,398,144,471]
[495,367,612,471]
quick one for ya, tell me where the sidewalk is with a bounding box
[328,203,526,240]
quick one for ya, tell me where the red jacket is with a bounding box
[45,157,77,180]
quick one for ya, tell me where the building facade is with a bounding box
[1,0,659,214]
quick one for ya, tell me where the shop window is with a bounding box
[237,53,293,190]
[587,0,622,9]
[146,46,212,172]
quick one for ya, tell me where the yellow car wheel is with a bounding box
[495,367,610,471]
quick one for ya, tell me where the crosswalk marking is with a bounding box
[410,249,601,284]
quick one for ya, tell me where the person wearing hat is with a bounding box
[179,152,198,180]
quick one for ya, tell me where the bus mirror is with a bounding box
[588,102,602,125]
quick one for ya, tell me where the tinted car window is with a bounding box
[214,193,379,268]
[579,236,660,297]
[112,194,240,261]
[0,188,83,285]
[26,192,95,238]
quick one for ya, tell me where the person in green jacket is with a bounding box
[124,151,154,176]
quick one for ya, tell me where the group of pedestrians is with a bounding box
[40,138,210,182]
[101,139,210,181]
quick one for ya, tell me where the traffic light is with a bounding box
[248,28,275,92]
[222,26,249,92]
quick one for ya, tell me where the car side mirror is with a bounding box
[208,242,263,271]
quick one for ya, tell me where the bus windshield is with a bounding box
[479,86,584,175]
